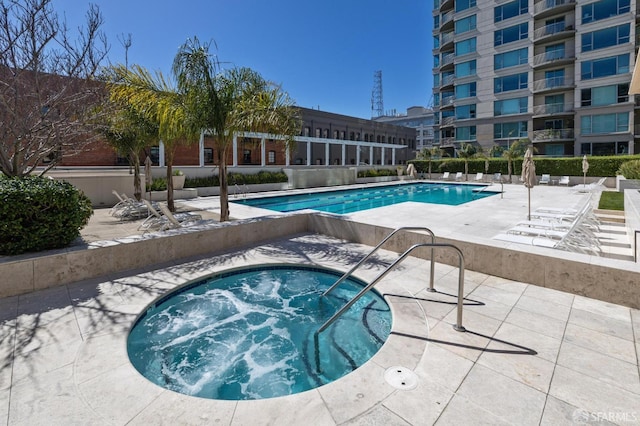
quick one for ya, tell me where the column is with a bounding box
[306,141,311,166]
[232,134,238,167]
[285,146,290,166]
[159,141,165,167]
[198,131,204,167]
[325,142,329,166]
[369,146,373,166]
[261,137,266,167]
[381,147,385,166]
[356,144,361,166]
[341,143,346,166]
[392,149,396,165]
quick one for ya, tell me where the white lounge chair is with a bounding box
[454,172,463,181]
[539,174,551,185]
[558,176,570,186]
[573,177,606,193]
[441,171,450,180]
[474,172,483,182]
[139,200,203,232]
[109,191,149,220]
[492,173,502,183]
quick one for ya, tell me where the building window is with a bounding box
[581,83,629,106]
[582,0,630,24]
[581,24,629,52]
[455,15,476,34]
[150,146,160,165]
[455,60,476,77]
[434,36,440,49]
[494,73,528,93]
[204,148,214,164]
[268,150,276,164]
[580,113,628,134]
[455,0,476,12]
[581,54,629,80]
[455,37,476,56]
[582,141,629,155]
[303,127,311,136]
[315,128,321,138]
[494,22,527,47]
[243,149,251,163]
[456,82,477,99]
[544,43,565,62]
[494,97,528,116]
[456,104,476,119]
[494,0,527,22]
[494,47,528,70]
[494,121,528,139]
[544,69,565,88]
[455,126,476,142]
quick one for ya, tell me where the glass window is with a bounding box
[582,0,630,24]
[494,73,528,93]
[434,36,440,49]
[455,60,476,77]
[494,47,528,70]
[456,0,476,13]
[455,82,477,98]
[455,15,476,34]
[456,104,476,119]
[434,55,440,68]
[494,121,528,138]
[268,150,276,164]
[494,97,528,115]
[455,126,476,141]
[494,0,527,22]
[545,94,565,114]
[544,69,565,88]
[581,54,629,80]
[150,146,159,165]
[434,15,440,28]
[494,22,528,46]
[581,24,630,52]
[455,38,476,56]
[580,113,629,134]
[544,43,565,61]
[581,84,628,106]
[204,148,213,164]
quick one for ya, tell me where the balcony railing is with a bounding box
[532,128,574,141]
[441,52,455,67]
[440,11,454,28]
[533,103,574,115]
[533,50,574,67]
[533,0,576,16]
[533,22,573,41]
[441,95,455,106]
[441,31,454,46]
[532,75,574,91]
[441,74,455,86]
[442,116,455,126]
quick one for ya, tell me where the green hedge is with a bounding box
[409,155,640,177]
[147,170,289,191]
[0,177,93,255]
[357,169,396,178]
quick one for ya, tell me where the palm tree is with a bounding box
[417,147,447,178]
[100,104,159,201]
[501,139,529,183]
[456,143,477,181]
[173,37,300,221]
[107,64,196,211]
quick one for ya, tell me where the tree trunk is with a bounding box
[464,161,469,181]
[428,161,432,179]
[507,160,513,183]
[166,149,175,212]
[219,146,229,221]
[131,152,142,201]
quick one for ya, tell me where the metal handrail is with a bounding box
[323,227,437,297]
[314,242,466,373]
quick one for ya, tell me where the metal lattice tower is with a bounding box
[371,70,383,118]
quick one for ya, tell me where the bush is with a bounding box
[617,160,640,179]
[0,177,93,255]
[357,169,396,178]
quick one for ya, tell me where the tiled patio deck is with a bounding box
[1,181,639,425]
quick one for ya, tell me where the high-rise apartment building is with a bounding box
[432,0,639,157]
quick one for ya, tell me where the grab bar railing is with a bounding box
[314,242,466,373]
[323,227,437,297]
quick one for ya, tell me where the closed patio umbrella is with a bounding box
[521,147,536,220]
[582,154,589,190]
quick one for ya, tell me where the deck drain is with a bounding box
[384,366,418,390]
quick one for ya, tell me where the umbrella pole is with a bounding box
[528,188,531,221]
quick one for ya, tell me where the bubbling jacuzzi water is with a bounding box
[127,265,391,400]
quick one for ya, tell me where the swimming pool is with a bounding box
[127,265,391,400]
[233,182,496,214]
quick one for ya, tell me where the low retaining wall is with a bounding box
[2,213,639,308]
[625,190,640,262]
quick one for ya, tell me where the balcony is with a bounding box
[441,95,455,108]
[532,128,574,142]
[440,0,454,13]
[440,31,454,49]
[441,116,455,127]
[532,49,575,68]
[532,103,574,116]
[532,75,574,92]
[533,0,576,19]
[440,11,454,29]
[533,22,575,43]
[441,74,455,89]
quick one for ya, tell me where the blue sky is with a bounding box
[54,0,433,119]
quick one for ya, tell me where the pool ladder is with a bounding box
[313,227,467,373]
[233,183,249,198]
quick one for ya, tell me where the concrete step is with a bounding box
[594,209,625,224]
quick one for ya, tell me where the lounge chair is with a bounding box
[474,172,484,182]
[558,176,570,186]
[109,191,149,220]
[492,173,502,183]
[539,174,551,185]
[454,172,463,181]
[139,200,203,232]
[572,177,606,193]
[441,171,450,180]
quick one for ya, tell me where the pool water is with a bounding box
[233,182,495,214]
[127,265,391,400]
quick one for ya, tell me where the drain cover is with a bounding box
[384,366,418,390]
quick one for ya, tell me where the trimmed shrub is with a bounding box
[0,177,93,255]
[617,159,640,179]
[357,169,396,178]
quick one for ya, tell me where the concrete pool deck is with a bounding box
[1,181,639,424]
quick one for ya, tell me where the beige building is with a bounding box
[433,0,639,156]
